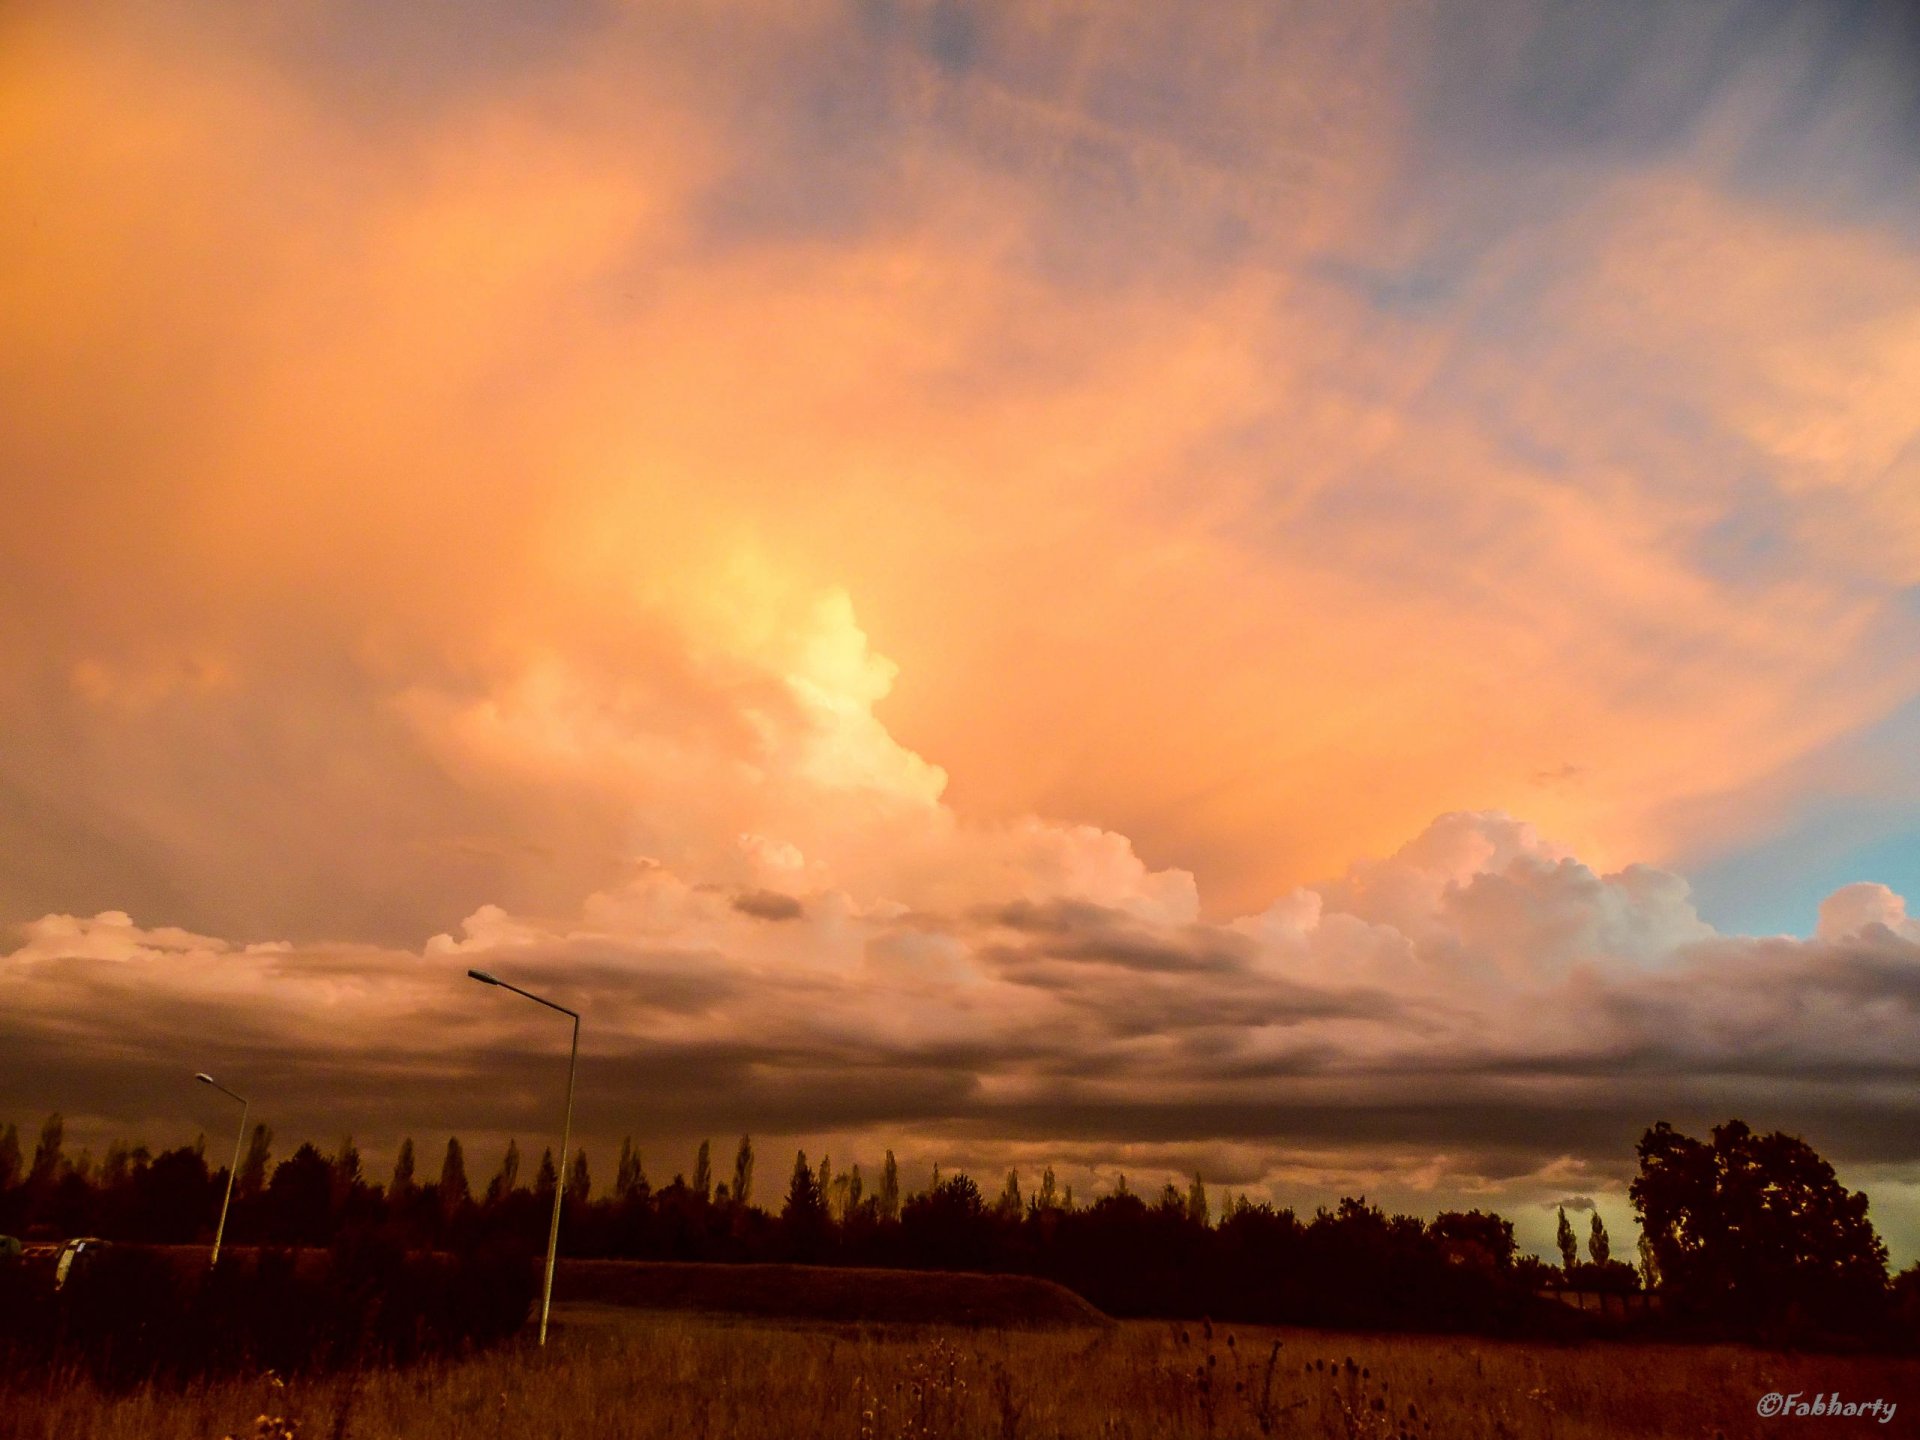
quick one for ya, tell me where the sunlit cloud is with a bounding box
[4,0,1920,1257]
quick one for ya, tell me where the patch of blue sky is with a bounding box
[1686,687,1920,936]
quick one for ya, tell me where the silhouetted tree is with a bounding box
[485,1140,522,1205]
[1429,1210,1517,1270]
[329,1136,362,1213]
[1187,1175,1210,1228]
[28,1113,64,1190]
[692,1140,712,1202]
[266,1144,332,1245]
[903,1173,993,1271]
[997,1169,1023,1220]
[1589,1212,1611,1266]
[438,1138,470,1215]
[390,1138,416,1196]
[0,1123,19,1191]
[730,1135,753,1209]
[236,1124,272,1202]
[1894,1263,1920,1342]
[99,1141,133,1190]
[1556,1206,1578,1273]
[134,1145,216,1243]
[533,1147,557,1206]
[14,1113,1903,1343]
[781,1149,829,1260]
[779,1159,833,1259]
[1631,1120,1890,1333]
[616,1137,648,1200]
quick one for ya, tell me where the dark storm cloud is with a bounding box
[12,835,1920,1206]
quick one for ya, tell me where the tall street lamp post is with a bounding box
[467,968,579,1346]
[194,1072,247,1266]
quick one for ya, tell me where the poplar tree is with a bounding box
[1187,1174,1210,1228]
[438,1138,470,1210]
[390,1138,417,1197]
[1556,1206,1579,1273]
[330,1136,362,1210]
[1037,1165,1059,1211]
[731,1135,754,1209]
[616,1137,648,1199]
[998,1169,1023,1219]
[237,1123,273,1201]
[486,1139,522,1204]
[29,1113,64,1188]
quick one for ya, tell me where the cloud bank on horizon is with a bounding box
[3,1,1920,1246]
[5,597,1920,1249]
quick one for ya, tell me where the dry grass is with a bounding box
[3,1308,1914,1439]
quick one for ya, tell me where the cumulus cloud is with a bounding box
[8,803,1920,1251]
[1817,882,1920,944]
[5,0,1920,1258]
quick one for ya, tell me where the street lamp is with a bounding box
[194,1072,247,1266]
[467,967,579,1346]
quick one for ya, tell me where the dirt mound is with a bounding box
[554,1260,1110,1329]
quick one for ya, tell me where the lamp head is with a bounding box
[467,968,501,986]
[194,1072,215,1085]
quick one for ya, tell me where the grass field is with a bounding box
[5,1306,1915,1440]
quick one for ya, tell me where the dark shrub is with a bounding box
[0,1243,529,1387]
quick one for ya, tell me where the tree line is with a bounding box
[2,1115,1914,1344]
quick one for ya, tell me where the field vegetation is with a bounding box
[4,1309,1915,1440]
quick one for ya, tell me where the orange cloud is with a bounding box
[4,0,1920,1255]
[6,3,1917,933]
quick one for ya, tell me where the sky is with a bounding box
[3,0,1919,1263]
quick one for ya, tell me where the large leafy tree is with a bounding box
[1429,1209,1517,1270]
[1631,1120,1889,1331]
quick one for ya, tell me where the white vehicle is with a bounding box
[53,1237,109,1290]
